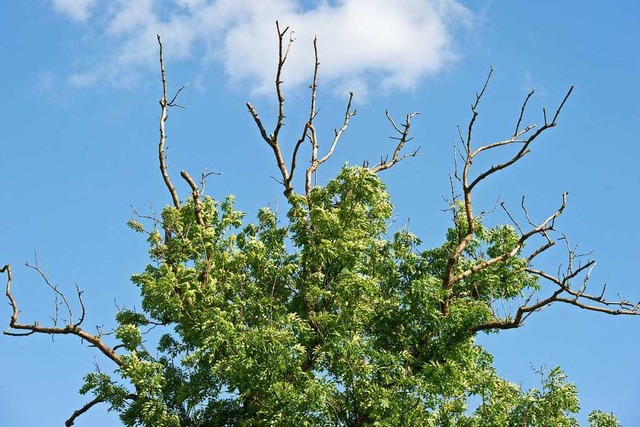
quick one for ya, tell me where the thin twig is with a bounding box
[370,111,420,173]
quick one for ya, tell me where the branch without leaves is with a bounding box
[370,111,421,173]
[435,69,637,327]
[2,264,124,366]
[441,69,573,312]
[248,23,418,199]
[157,34,186,209]
[246,22,296,197]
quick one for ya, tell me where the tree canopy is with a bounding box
[3,27,635,427]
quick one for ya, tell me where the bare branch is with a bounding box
[180,170,205,227]
[306,89,356,195]
[157,35,182,209]
[443,80,573,295]
[303,36,321,196]
[514,89,535,137]
[200,168,221,195]
[450,193,567,286]
[470,205,639,333]
[2,264,124,367]
[65,397,104,427]
[245,24,298,197]
[370,111,420,173]
[246,102,292,196]
[26,255,74,325]
[65,394,137,426]
[318,92,355,166]
[273,21,293,143]
[466,67,494,154]
[500,201,524,236]
[467,86,574,193]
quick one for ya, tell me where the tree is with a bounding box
[3,25,637,426]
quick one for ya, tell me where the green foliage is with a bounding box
[588,410,621,427]
[83,166,616,425]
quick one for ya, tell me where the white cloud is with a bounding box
[56,0,473,97]
[51,0,97,22]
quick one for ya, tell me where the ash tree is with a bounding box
[3,25,636,427]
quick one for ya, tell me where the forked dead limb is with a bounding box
[439,69,637,328]
[2,264,124,366]
[247,22,417,198]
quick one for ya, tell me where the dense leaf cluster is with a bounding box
[84,167,617,426]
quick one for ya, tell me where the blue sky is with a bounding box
[1,1,639,425]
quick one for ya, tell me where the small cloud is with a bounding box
[52,0,474,97]
[50,0,97,22]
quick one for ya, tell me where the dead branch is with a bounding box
[180,170,205,227]
[273,21,293,143]
[246,22,295,197]
[452,193,567,286]
[440,69,574,315]
[200,169,221,194]
[370,111,421,173]
[2,264,124,367]
[306,89,356,194]
[247,24,359,199]
[467,87,573,193]
[65,396,104,426]
[302,36,321,195]
[470,204,639,333]
[180,170,211,288]
[65,394,137,426]
[157,34,183,209]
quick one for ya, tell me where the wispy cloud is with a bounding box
[53,0,474,97]
[50,0,97,22]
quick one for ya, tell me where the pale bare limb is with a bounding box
[180,170,205,227]
[467,87,573,193]
[307,90,356,194]
[273,21,294,143]
[2,264,124,367]
[157,35,183,209]
[248,25,360,198]
[200,168,221,194]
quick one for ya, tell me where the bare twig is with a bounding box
[200,169,220,194]
[467,86,573,193]
[514,89,535,136]
[273,21,294,143]
[370,111,421,173]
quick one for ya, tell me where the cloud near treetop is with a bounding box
[51,0,473,97]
